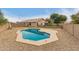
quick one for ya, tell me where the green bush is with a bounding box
[0,10,8,25]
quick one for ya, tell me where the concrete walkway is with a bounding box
[0,27,79,51]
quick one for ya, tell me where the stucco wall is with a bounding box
[63,24,79,39]
[0,24,9,32]
[30,22,38,27]
[74,24,79,39]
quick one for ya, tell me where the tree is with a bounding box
[0,10,8,25]
[71,13,79,24]
[50,13,60,26]
[50,13,67,26]
[47,19,53,26]
[59,15,67,23]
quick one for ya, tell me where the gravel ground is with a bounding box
[0,26,79,51]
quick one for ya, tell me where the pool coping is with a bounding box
[16,28,59,46]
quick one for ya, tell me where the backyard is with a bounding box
[0,24,79,51]
[0,8,79,51]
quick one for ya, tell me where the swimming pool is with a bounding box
[16,28,58,46]
[21,29,50,41]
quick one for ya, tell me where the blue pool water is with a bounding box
[21,29,50,41]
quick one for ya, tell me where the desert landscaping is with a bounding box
[0,24,79,51]
[0,8,79,51]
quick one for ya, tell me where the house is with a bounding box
[16,18,49,27]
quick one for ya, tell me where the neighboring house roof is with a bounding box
[21,18,48,23]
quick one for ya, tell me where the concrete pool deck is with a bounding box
[16,28,58,46]
[0,26,79,51]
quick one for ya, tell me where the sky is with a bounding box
[1,8,79,22]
